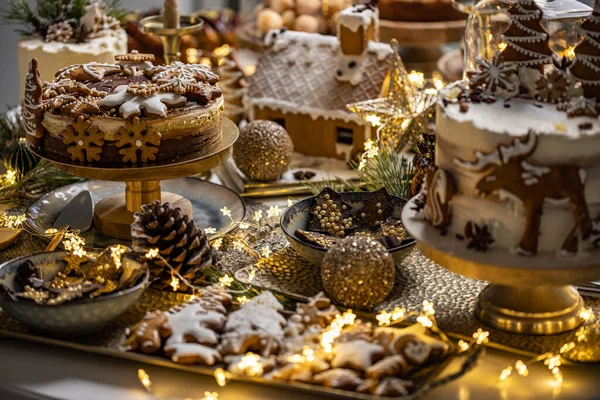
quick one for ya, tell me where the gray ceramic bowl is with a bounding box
[281,192,416,266]
[0,251,149,336]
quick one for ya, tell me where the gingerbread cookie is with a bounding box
[56,62,122,82]
[220,292,286,357]
[336,321,373,343]
[294,292,340,328]
[357,377,414,397]
[224,291,287,335]
[164,342,222,365]
[270,363,314,383]
[124,311,172,354]
[225,354,276,375]
[331,340,384,372]
[365,355,409,380]
[312,369,363,390]
[373,324,448,364]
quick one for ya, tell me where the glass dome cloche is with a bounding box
[462,0,592,76]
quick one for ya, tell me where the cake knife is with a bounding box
[53,190,93,232]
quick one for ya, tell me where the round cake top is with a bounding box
[32,51,222,121]
[439,83,600,139]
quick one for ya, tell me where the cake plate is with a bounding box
[31,118,238,240]
[402,198,600,335]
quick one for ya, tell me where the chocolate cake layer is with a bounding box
[41,118,222,167]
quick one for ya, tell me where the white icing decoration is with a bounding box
[439,83,600,139]
[502,1,553,66]
[580,168,587,184]
[471,52,517,94]
[454,150,502,171]
[567,96,598,116]
[224,291,286,336]
[166,302,219,347]
[338,5,379,33]
[117,60,154,74]
[81,2,103,33]
[244,96,367,124]
[23,61,40,138]
[521,160,550,185]
[56,62,117,81]
[99,85,186,118]
[164,342,221,365]
[518,66,542,95]
[336,53,367,86]
[148,62,218,92]
[424,168,453,227]
[331,340,383,371]
[497,132,536,162]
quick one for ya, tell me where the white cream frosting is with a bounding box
[17,29,127,101]
[338,5,379,33]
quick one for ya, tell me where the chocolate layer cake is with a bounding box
[22,52,223,167]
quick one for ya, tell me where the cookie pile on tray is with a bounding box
[123,289,449,397]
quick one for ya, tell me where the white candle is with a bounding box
[164,0,180,29]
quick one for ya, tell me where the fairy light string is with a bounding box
[499,307,597,384]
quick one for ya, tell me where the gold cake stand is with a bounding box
[402,199,600,335]
[139,15,204,65]
[33,119,238,240]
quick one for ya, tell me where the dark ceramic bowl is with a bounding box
[281,192,416,266]
[0,251,149,336]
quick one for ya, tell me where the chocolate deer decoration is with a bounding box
[455,132,591,256]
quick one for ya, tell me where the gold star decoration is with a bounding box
[347,39,437,149]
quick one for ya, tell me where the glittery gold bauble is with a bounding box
[233,120,294,182]
[321,237,395,310]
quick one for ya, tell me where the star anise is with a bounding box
[467,51,517,95]
[465,221,494,252]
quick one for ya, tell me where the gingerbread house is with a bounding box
[244,5,393,160]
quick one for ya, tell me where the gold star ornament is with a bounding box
[347,39,437,148]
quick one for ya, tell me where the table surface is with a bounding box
[1,338,600,400]
[2,193,600,399]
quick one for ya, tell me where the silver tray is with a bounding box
[25,179,246,248]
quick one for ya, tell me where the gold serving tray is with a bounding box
[0,288,478,400]
[0,326,472,400]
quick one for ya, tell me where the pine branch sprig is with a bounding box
[352,148,415,199]
[1,0,125,37]
[0,160,83,206]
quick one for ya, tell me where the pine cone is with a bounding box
[131,200,216,292]
[46,21,73,43]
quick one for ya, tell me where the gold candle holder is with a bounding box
[139,15,204,64]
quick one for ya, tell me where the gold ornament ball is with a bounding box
[233,120,294,182]
[321,236,395,310]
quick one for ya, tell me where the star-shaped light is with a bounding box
[347,39,437,148]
